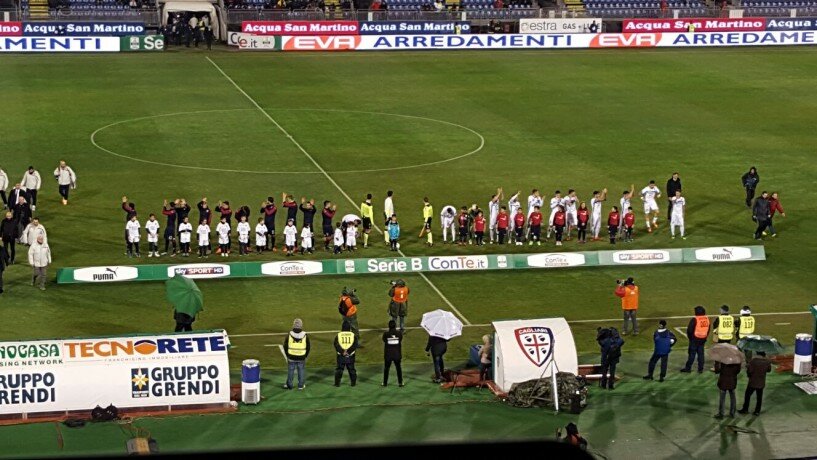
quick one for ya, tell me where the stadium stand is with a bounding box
[584,0,706,18]
[741,0,817,15]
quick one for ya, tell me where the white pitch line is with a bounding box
[674,327,688,338]
[229,311,810,338]
[776,323,791,326]
[207,56,473,327]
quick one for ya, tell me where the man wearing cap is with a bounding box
[334,321,359,387]
[20,167,41,211]
[282,318,310,390]
[614,277,639,336]
[643,320,676,382]
[681,305,710,373]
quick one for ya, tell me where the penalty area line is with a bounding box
[206,55,472,327]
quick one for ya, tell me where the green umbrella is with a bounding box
[737,335,785,355]
[165,275,203,318]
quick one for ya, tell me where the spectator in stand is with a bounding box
[370,0,381,9]
[766,192,785,237]
[493,0,503,7]
[660,0,667,16]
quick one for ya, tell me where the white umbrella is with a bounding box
[421,309,463,340]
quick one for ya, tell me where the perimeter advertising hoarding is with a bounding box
[622,18,766,32]
[0,331,231,415]
[22,21,146,36]
[0,36,120,52]
[242,20,359,35]
[358,21,471,34]
[519,18,601,34]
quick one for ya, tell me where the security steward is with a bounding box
[339,287,361,340]
[737,305,756,360]
[334,321,359,387]
[388,279,409,332]
[711,304,734,371]
[680,305,710,373]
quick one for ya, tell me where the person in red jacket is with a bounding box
[766,192,785,237]
[528,205,543,246]
[552,205,566,246]
[577,202,589,244]
[497,206,509,245]
[608,206,620,244]
[474,210,486,245]
[513,208,525,245]
[623,207,636,243]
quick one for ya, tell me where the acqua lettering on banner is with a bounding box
[765,17,817,31]
[23,21,146,36]
[622,18,766,32]
[0,22,23,36]
[242,20,359,35]
[0,331,231,415]
[358,21,471,34]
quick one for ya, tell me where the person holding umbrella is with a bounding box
[166,275,203,332]
[708,343,745,419]
[421,309,463,384]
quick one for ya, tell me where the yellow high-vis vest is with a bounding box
[337,331,355,351]
[287,335,307,357]
[716,315,734,341]
[738,316,755,338]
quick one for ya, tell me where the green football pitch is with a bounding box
[1,46,817,458]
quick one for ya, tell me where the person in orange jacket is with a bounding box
[338,287,361,339]
[615,277,639,335]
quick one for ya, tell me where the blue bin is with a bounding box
[241,359,261,384]
[795,334,813,357]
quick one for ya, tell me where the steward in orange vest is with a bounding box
[338,287,360,338]
[615,277,640,335]
[681,305,710,373]
[388,279,409,332]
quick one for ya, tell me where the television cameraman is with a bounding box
[388,279,409,332]
[614,277,639,336]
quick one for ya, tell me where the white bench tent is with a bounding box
[161,0,223,40]
[492,318,579,395]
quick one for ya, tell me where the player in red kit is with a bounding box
[577,202,589,244]
[457,206,470,245]
[497,206,509,245]
[553,205,566,246]
[528,205,543,246]
[608,206,620,244]
[474,211,486,245]
[513,208,525,245]
[624,206,636,243]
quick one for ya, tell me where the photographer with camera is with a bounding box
[339,287,361,340]
[596,327,624,390]
[614,277,639,336]
[388,279,409,332]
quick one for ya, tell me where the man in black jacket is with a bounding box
[0,244,6,293]
[334,321,359,387]
[752,191,771,240]
[382,320,404,387]
[425,335,448,383]
[681,306,710,373]
[666,172,682,220]
[8,184,28,210]
[1,212,18,265]
[742,166,760,208]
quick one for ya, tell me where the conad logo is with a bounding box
[282,35,360,51]
[590,33,661,48]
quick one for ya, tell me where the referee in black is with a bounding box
[382,320,404,387]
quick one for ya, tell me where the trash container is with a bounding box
[794,334,813,375]
[241,359,261,404]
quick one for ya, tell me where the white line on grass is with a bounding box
[674,327,688,338]
[229,311,809,338]
[776,323,791,326]
[89,108,484,175]
[207,56,472,326]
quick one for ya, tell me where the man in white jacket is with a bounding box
[21,166,41,211]
[0,166,8,210]
[21,217,47,246]
[28,234,51,291]
[53,161,77,206]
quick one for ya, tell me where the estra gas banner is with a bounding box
[0,331,230,415]
[622,18,766,32]
[242,20,359,36]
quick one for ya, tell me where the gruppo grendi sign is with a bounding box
[0,331,230,415]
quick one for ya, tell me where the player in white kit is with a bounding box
[669,190,686,239]
[563,189,578,240]
[488,188,502,243]
[546,191,563,239]
[507,191,521,239]
[283,219,298,256]
[619,185,634,237]
[440,205,457,243]
[590,188,607,241]
[145,213,160,257]
[640,180,662,232]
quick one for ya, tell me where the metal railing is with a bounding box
[0,6,22,20]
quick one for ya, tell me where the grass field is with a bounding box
[1,46,817,458]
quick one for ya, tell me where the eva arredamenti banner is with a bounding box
[0,331,231,415]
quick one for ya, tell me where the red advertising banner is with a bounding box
[590,33,661,48]
[280,35,361,51]
[242,21,359,36]
[622,18,766,32]
[0,22,23,36]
